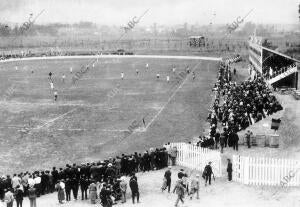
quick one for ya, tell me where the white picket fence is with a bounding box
[233,155,300,186]
[166,142,222,177]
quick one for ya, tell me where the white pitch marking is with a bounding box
[55,128,127,132]
[32,108,78,131]
[99,129,127,132]
[0,55,222,63]
[144,61,201,131]
[0,101,119,109]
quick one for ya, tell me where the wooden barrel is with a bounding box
[252,134,266,147]
[265,135,270,147]
[251,135,257,146]
[268,134,279,148]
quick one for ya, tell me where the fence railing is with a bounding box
[165,142,222,177]
[233,155,300,186]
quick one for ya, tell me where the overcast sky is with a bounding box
[0,0,299,26]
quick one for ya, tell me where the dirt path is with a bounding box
[2,166,298,207]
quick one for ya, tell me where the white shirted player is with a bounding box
[172,66,176,73]
[62,74,66,83]
[121,72,124,80]
[50,82,54,90]
[15,66,18,71]
[156,73,160,79]
[70,67,73,74]
[54,91,58,101]
[146,63,149,70]
[167,76,170,82]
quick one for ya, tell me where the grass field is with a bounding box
[0,57,218,174]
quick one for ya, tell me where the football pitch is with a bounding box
[0,56,218,174]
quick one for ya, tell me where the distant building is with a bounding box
[189,36,205,47]
[248,35,299,89]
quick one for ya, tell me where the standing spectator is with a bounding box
[232,131,239,151]
[28,176,35,191]
[189,174,200,200]
[12,174,21,191]
[47,171,53,194]
[129,174,139,204]
[4,188,14,207]
[14,185,23,207]
[88,180,97,204]
[80,176,89,200]
[33,173,41,197]
[220,131,226,153]
[0,176,5,200]
[71,176,79,200]
[100,184,113,207]
[227,159,233,181]
[4,176,12,191]
[182,173,189,195]
[173,179,185,207]
[245,130,252,148]
[28,185,37,207]
[203,162,214,186]
[119,177,127,203]
[51,167,59,192]
[21,173,29,196]
[149,148,156,170]
[64,178,71,201]
[162,166,172,193]
[170,147,177,166]
[105,163,116,183]
[55,180,65,204]
[215,129,220,149]
[40,171,48,195]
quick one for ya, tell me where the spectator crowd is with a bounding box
[0,147,171,206]
[199,61,283,151]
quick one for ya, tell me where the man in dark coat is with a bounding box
[245,130,252,148]
[80,175,89,200]
[65,178,71,201]
[129,174,139,204]
[90,163,98,180]
[70,175,79,200]
[105,163,116,183]
[215,130,220,149]
[203,162,214,186]
[227,159,233,181]
[143,152,151,172]
[100,184,113,207]
[220,132,225,153]
[58,168,65,180]
[232,131,239,151]
[0,176,5,200]
[40,171,48,195]
[162,166,172,193]
[50,167,59,192]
